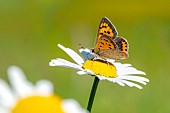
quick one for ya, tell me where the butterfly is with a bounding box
[92,17,129,60]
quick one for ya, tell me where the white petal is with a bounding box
[84,69,96,75]
[58,44,84,65]
[62,99,88,113]
[115,80,125,86]
[119,75,149,85]
[34,80,54,96]
[49,58,83,70]
[7,66,34,97]
[77,69,96,77]
[0,79,15,108]
[119,70,146,76]
[77,71,87,75]
[117,66,146,76]
[121,80,143,89]
[114,63,132,68]
[106,59,116,64]
[101,77,126,86]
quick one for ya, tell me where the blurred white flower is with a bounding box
[0,66,88,113]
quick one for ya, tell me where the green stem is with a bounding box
[87,77,100,112]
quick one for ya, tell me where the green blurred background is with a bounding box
[0,0,170,113]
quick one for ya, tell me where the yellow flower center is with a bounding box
[12,95,65,113]
[82,59,117,78]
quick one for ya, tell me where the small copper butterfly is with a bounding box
[92,17,129,60]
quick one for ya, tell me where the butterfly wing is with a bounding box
[113,36,129,54]
[92,17,128,60]
[96,17,118,45]
[93,35,118,54]
[98,49,128,60]
[112,36,129,59]
[93,35,128,60]
[93,35,121,59]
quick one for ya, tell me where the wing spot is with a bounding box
[104,31,106,33]
[100,42,104,45]
[104,39,108,42]
[122,41,127,44]
[100,33,103,35]
[107,31,110,34]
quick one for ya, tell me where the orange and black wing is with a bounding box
[113,36,129,55]
[96,17,118,44]
[94,35,129,60]
[94,35,118,54]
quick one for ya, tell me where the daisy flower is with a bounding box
[0,66,88,113]
[49,44,149,89]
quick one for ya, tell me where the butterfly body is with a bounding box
[92,17,129,60]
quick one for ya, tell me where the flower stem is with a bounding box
[87,77,100,112]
